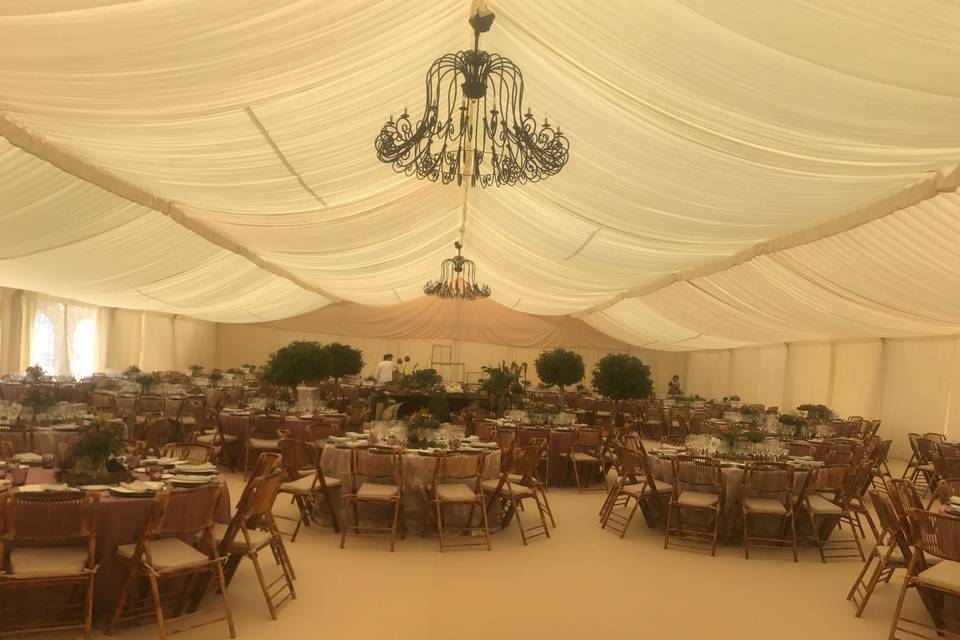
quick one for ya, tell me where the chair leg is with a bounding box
[620,499,640,539]
[249,551,278,620]
[213,560,237,638]
[887,576,913,640]
[106,560,139,635]
[84,572,95,640]
[435,499,445,552]
[742,509,750,560]
[538,485,556,527]
[147,573,168,640]
[339,497,352,549]
[479,496,492,551]
[324,488,341,533]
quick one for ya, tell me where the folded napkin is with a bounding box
[18,483,70,493]
[13,452,42,464]
[117,480,163,493]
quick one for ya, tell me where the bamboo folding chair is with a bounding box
[216,469,296,620]
[244,415,285,476]
[108,485,233,639]
[888,509,960,640]
[0,491,99,639]
[517,427,551,487]
[738,462,797,561]
[847,491,913,617]
[482,445,549,545]
[797,465,865,563]
[340,447,404,552]
[664,456,725,556]
[0,428,32,455]
[600,443,672,537]
[560,427,604,493]
[278,439,341,541]
[426,451,491,552]
[195,409,239,471]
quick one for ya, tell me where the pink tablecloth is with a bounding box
[219,412,347,445]
[19,469,231,615]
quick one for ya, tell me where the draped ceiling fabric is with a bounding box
[0,1,959,349]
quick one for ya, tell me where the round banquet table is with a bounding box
[219,412,347,445]
[11,468,231,616]
[319,444,502,534]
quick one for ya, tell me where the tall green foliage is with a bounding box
[261,341,332,394]
[323,343,364,380]
[591,353,653,401]
[534,348,584,405]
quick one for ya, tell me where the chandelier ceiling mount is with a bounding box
[423,241,491,300]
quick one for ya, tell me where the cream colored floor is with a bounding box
[41,463,936,640]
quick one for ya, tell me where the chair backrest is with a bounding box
[672,455,722,491]
[139,395,164,413]
[150,483,222,540]
[804,464,850,496]
[614,444,641,485]
[163,395,185,420]
[938,478,960,505]
[161,442,215,464]
[278,438,315,479]
[249,452,283,479]
[219,469,283,554]
[909,509,960,562]
[868,490,915,561]
[475,420,497,441]
[886,478,925,538]
[571,427,602,451]
[659,434,686,447]
[0,491,98,559]
[116,393,138,416]
[787,442,817,458]
[433,451,484,487]
[742,462,794,496]
[940,442,960,458]
[251,414,285,439]
[351,447,402,490]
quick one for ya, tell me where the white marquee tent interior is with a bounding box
[2,0,960,458]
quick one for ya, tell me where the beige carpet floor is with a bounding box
[36,463,937,640]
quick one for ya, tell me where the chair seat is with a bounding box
[743,497,787,514]
[677,490,719,508]
[436,483,479,503]
[917,559,960,592]
[196,432,239,444]
[568,452,599,463]
[806,494,843,515]
[248,437,280,449]
[917,464,936,473]
[117,538,211,571]
[210,522,273,552]
[281,472,342,494]
[8,547,89,578]
[481,478,534,497]
[356,483,398,500]
[874,545,909,566]
[623,481,673,498]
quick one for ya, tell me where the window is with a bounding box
[70,318,96,378]
[30,312,56,372]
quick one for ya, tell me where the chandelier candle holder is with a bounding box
[375,10,569,187]
[423,242,491,300]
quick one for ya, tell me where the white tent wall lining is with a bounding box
[682,337,960,459]
[0,287,217,375]
[215,322,688,395]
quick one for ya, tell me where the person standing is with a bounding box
[375,354,396,386]
[667,374,682,397]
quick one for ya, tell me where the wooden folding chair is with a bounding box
[161,442,216,465]
[797,465,865,563]
[107,484,234,639]
[560,427,603,492]
[482,445,549,545]
[340,447,404,552]
[664,455,725,556]
[847,491,913,617]
[426,451,491,552]
[216,469,296,620]
[0,490,99,639]
[244,415,284,476]
[278,439,341,541]
[739,462,797,562]
[601,443,672,537]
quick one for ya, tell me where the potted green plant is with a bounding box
[322,343,364,395]
[797,403,832,422]
[61,421,129,485]
[135,372,159,394]
[188,364,203,377]
[399,368,442,393]
[481,362,524,417]
[123,365,141,379]
[24,364,45,383]
[261,341,332,396]
[779,414,808,438]
[591,353,653,427]
[534,348,584,408]
[427,390,451,422]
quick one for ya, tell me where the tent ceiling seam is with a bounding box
[574,164,960,317]
[564,228,600,260]
[244,106,327,207]
[0,111,343,304]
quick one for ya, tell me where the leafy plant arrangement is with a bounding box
[62,420,129,485]
[208,370,224,386]
[407,409,440,448]
[226,367,244,375]
[591,353,653,426]
[528,401,560,415]
[481,361,525,417]
[534,348,584,407]
[135,372,159,394]
[323,343,364,389]
[427,390,451,422]
[779,414,809,438]
[797,403,832,421]
[24,364,45,383]
[261,341,333,395]
[21,387,54,411]
[123,365,141,378]
[399,368,442,392]
[739,404,763,416]
[242,363,257,372]
[189,364,203,377]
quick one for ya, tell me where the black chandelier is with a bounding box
[375,10,569,187]
[423,242,491,300]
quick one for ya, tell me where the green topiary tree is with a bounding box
[591,353,653,426]
[261,341,332,396]
[322,342,364,394]
[534,348,584,407]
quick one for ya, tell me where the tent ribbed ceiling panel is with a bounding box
[0,0,958,348]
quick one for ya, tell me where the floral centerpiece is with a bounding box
[779,414,809,438]
[527,400,560,425]
[60,420,131,485]
[135,372,159,394]
[797,403,832,422]
[189,364,204,377]
[407,409,440,448]
[24,364,45,383]
[123,365,141,379]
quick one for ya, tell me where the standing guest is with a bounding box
[667,374,682,397]
[375,354,396,386]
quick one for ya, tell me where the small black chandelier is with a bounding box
[423,242,491,300]
[375,10,569,188]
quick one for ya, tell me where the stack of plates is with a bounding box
[176,462,218,475]
[141,457,183,467]
[169,474,216,487]
[13,452,42,466]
